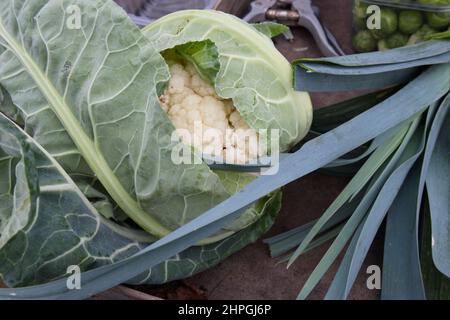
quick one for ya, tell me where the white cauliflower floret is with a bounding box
[202,126,225,157]
[182,94,203,111]
[160,61,262,164]
[168,95,202,129]
[167,64,190,94]
[191,73,217,97]
[168,104,189,129]
[170,87,195,105]
[200,96,228,133]
[225,129,259,164]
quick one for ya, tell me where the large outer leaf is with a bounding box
[142,10,313,152]
[0,111,143,287]
[0,0,264,241]
[0,110,281,287]
[131,190,281,285]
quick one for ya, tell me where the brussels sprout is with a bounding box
[353,30,377,52]
[399,10,424,34]
[426,11,450,30]
[354,16,368,30]
[353,0,369,29]
[407,24,438,44]
[386,32,409,48]
[353,0,369,19]
[370,8,398,39]
[378,39,388,51]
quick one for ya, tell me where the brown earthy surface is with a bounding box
[91,286,162,300]
[112,0,383,300]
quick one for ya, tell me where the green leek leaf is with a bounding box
[421,194,450,300]
[425,95,450,278]
[343,110,435,298]
[382,167,425,299]
[381,96,449,299]
[296,116,421,300]
[289,121,412,268]
[294,41,450,91]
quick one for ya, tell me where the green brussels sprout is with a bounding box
[399,10,424,34]
[354,16,368,30]
[426,11,450,30]
[353,30,377,52]
[353,0,369,29]
[353,0,369,18]
[378,39,388,51]
[386,32,409,48]
[407,24,438,44]
[370,7,399,39]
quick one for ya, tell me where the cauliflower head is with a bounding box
[161,62,264,164]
